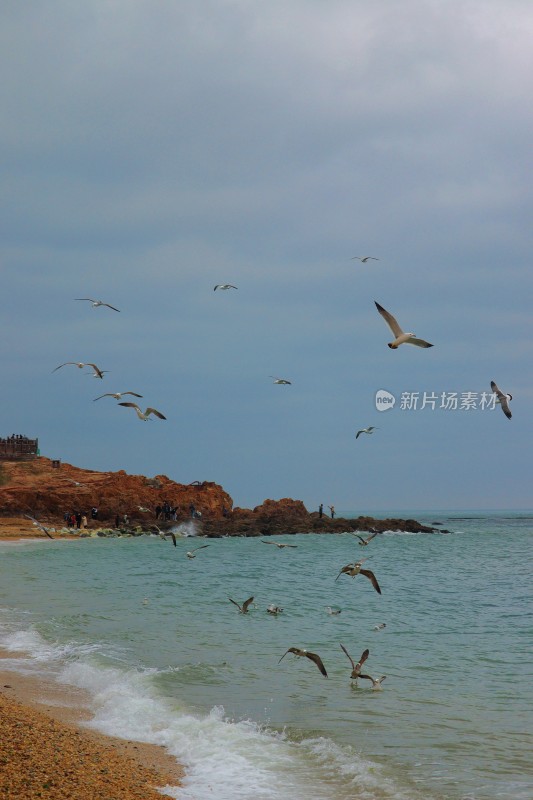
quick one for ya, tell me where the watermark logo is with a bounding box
[375,389,396,411]
[374,389,497,412]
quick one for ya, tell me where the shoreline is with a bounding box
[0,647,183,798]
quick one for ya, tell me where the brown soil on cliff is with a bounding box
[0,457,233,527]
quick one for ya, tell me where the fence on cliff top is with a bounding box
[0,435,39,460]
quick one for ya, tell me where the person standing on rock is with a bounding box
[319,503,324,518]
[329,505,335,519]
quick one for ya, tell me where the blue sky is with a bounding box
[2,1,531,511]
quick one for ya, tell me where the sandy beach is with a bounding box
[0,518,184,799]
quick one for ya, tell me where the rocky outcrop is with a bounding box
[0,457,232,524]
[0,458,436,535]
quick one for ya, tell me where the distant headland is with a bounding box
[0,456,436,537]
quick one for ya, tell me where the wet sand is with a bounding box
[0,518,184,798]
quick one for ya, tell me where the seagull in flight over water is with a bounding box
[278,647,328,677]
[490,380,512,420]
[94,391,143,402]
[187,544,210,559]
[24,514,54,539]
[118,403,166,420]
[375,301,433,349]
[350,530,380,546]
[75,298,120,311]
[356,426,378,439]
[335,559,382,594]
[261,540,298,549]
[351,256,379,263]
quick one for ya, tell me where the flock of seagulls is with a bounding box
[51,299,167,420]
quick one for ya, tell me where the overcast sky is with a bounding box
[2,1,531,512]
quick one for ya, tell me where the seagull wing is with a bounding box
[340,643,356,670]
[52,362,81,372]
[123,392,143,398]
[119,402,140,410]
[374,302,403,338]
[145,408,167,420]
[228,598,242,611]
[356,648,370,671]
[261,540,275,545]
[75,298,96,302]
[170,533,177,547]
[86,363,104,377]
[335,564,353,582]
[192,545,210,552]
[93,393,113,401]
[360,568,382,594]
[242,596,255,612]
[278,648,297,663]
[305,651,328,677]
[102,303,120,312]
[491,381,512,419]
[405,336,433,348]
[355,430,363,439]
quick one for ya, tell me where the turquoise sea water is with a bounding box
[0,511,532,800]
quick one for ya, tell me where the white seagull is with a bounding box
[351,256,379,263]
[75,298,121,312]
[375,301,433,349]
[358,674,387,690]
[490,381,512,420]
[52,361,107,379]
[267,604,284,615]
[356,426,378,439]
[187,544,210,559]
[94,391,143,402]
[214,284,238,291]
[118,403,166,420]
[270,376,292,385]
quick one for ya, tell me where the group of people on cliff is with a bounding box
[63,507,98,530]
[155,501,204,520]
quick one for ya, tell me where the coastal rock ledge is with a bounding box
[0,457,435,536]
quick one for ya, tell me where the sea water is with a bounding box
[0,511,532,800]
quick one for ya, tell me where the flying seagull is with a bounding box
[186,544,210,559]
[267,604,284,615]
[261,540,298,549]
[375,301,433,349]
[278,647,328,677]
[340,644,370,680]
[335,559,382,594]
[356,426,378,439]
[75,298,120,311]
[229,596,254,613]
[490,380,512,420]
[270,376,292,384]
[214,284,238,291]
[24,514,54,539]
[53,361,106,378]
[94,391,143,402]
[350,530,380,546]
[118,403,166,420]
[351,256,379,263]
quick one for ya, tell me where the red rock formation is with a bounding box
[0,457,233,525]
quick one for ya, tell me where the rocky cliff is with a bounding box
[0,457,436,535]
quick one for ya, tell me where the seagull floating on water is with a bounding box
[340,644,370,680]
[351,256,379,263]
[75,298,120,311]
[375,301,433,349]
[214,284,238,291]
[373,623,386,631]
[358,674,387,690]
[186,544,209,559]
[267,604,283,615]
[325,606,342,615]
[278,647,328,677]
[270,376,291,385]
[118,403,166,420]
[356,426,378,439]
[335,559,382,594]
[94,391,143,402]
[229,596,254,613]
[490,380,512,420]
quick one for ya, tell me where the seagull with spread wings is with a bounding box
[214,284,238,291]
[76,298,120,311]
[186,544,209,559]
[375,301,433,349]
[340,644,370,680]
[351,256,379,263]
[94,391,143,402]
[278,647,328,677]
[270,376,292,385]
[261,540,298,549]
[118,403,166,420]
[490,380,512,420]
[52,361,107,379]
[335,559,382,594]
[356,426,379,439]
[228,596,254,613]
